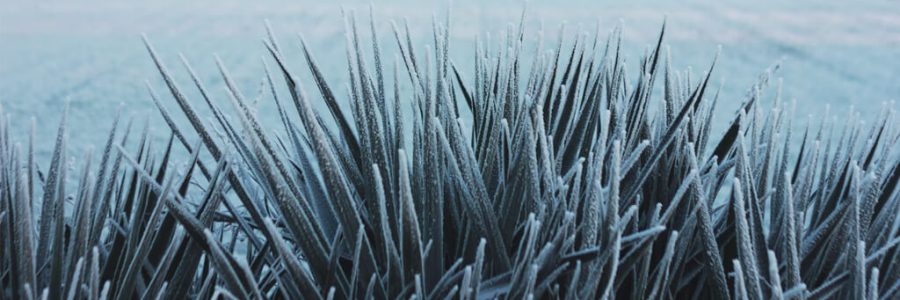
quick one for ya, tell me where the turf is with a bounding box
[1,11,899,300]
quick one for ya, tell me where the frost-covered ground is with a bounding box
[2,0,898,161]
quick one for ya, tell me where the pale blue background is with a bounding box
[2,0,898,161]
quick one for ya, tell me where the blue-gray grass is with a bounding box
[2,12,899,300]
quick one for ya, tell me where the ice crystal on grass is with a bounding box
[2,11,899,300]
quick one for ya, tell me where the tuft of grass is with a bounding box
[2,11,900,300]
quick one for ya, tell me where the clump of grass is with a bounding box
[2,11,899,300]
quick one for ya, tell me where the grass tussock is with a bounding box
[2,10,900,300]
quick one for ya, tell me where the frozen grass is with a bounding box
[2,11,899,299]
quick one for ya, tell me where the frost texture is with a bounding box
[1,11,899,300]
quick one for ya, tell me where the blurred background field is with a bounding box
[1,0,898,161]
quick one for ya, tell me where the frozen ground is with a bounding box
[1,0,898,162]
